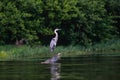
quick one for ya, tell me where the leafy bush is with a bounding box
[0,0,119,46]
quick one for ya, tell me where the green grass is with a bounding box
[0,39,120,61]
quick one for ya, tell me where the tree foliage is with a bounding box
[0,0,119,46]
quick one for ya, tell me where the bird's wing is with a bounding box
[50,38,56,48]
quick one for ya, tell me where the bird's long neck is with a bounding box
[54,30,58,41]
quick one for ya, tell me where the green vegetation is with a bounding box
[0,39,120,61]
[0,0,120,60]
[0,0,119,46]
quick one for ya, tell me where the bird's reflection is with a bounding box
[50,63,61,80]
[41,53,61,80]
[41,53,61,64]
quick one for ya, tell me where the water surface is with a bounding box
[0,55,120,80]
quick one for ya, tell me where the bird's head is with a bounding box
[54,28,61,32]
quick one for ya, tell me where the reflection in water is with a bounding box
[41,53,61,80]
[50,63,61,80]
[41,53,61,64]
[0,55,120,80]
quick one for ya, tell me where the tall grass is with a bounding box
[88,38,120,52]
[0,39,120,61]
[0,45,50,61]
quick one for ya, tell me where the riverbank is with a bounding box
[0,39,120,61]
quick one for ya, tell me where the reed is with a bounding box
[0,39,120,61]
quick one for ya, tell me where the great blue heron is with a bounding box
[50,29,61,52]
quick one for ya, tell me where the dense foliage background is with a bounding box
[0,0,119,46]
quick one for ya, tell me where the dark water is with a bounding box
[0,55,120,80]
